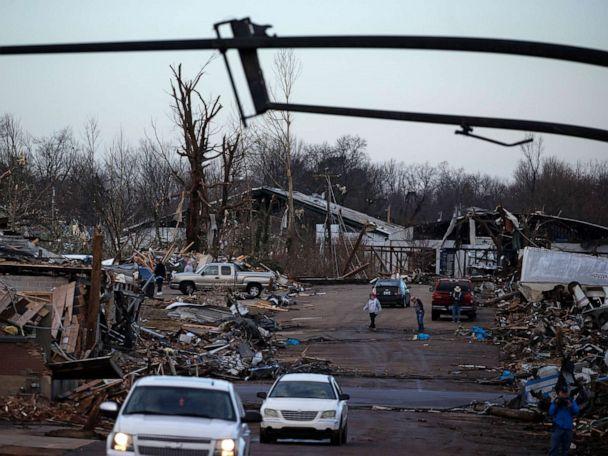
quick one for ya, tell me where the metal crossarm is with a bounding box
[2,17,607,144]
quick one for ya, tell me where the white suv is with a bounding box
[257,373,349,445]
[102,376,261,456]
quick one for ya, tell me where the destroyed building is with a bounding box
[121,186,608,280]
[398,207,608,277]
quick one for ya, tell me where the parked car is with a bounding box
[372,278,410,307]
[170,262,274,297]
[257,373,350,445]
[102,375,261,456]
[430,278,476,321]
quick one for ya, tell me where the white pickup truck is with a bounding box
[170,262,274,297]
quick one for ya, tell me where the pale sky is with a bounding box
[1,0,607,177]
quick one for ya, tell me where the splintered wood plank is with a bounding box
[18,291,54,298]
[61,315,80,353]
[51,284,69,338]
[31,306,50,325]
[0,289,12,314]
[9,300,46,327]
[67,315,79,353]
[63,282,76,324]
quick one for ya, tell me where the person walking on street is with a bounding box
[549,384,579,456]
[154,260,167,297]
[363,292,382,330]
[413,297,425,332]
[451,285,463,323]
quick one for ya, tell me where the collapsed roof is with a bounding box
[0,234,63,261]
[251,186,405,238]
[414,206,608,252]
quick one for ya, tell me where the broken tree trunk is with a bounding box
[487,406,542,422]
[341,262,370,279]
[83,393,107,432]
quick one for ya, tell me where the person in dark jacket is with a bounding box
[549,384,579,456]
[154,260,167,296]
[413,297,425,332]
[450,285,464,323]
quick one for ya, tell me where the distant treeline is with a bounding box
[249,133,608,227]
[2,113,607,256]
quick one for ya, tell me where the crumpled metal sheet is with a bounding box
[521,247,608,287]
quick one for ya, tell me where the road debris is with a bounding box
[0,244,327,432]
[486,249,608,453]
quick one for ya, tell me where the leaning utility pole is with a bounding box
[85,227,103,350]
[325,175,332,252]
[314,171,339,252]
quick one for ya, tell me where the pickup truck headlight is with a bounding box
[263,408,279,417]
[214,438,236,456]
[320,410,336,419]
[111,432,133,452]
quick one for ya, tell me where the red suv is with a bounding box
[431,278,476,321]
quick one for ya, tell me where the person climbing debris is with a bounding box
[549,383,579,456]
[154,259,167,297]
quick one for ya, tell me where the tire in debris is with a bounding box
[246,283,262,298]
[180,281,195,295]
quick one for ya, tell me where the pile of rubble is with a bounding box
[0,225,334,434]
[0,279,94,360]
[0,268,323,432]
[486,251,608,453]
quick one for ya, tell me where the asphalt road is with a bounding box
[243,283,547,455]
[236,382,513,409]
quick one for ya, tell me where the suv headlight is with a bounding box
[263,408,279,417]
[320,410,336,419]
[214,438,236,456]
[111,432,133,452]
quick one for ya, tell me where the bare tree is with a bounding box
[92,132,139,258]
[68,118,102,228]
[137,137,184,247]
[31,128,78,246]
[256,49,302,252]
[400,163,437,224]
[167,63,245,255]
[0,114,39,230]
[206,132,245,255]
[514,134,544,209]
[168,63,223,251]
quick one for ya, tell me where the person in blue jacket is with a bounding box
[549,384,579,456]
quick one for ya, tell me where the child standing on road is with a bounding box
[363,292,382,329]
[413,297,425,332]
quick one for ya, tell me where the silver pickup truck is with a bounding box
[170,262,274,297]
